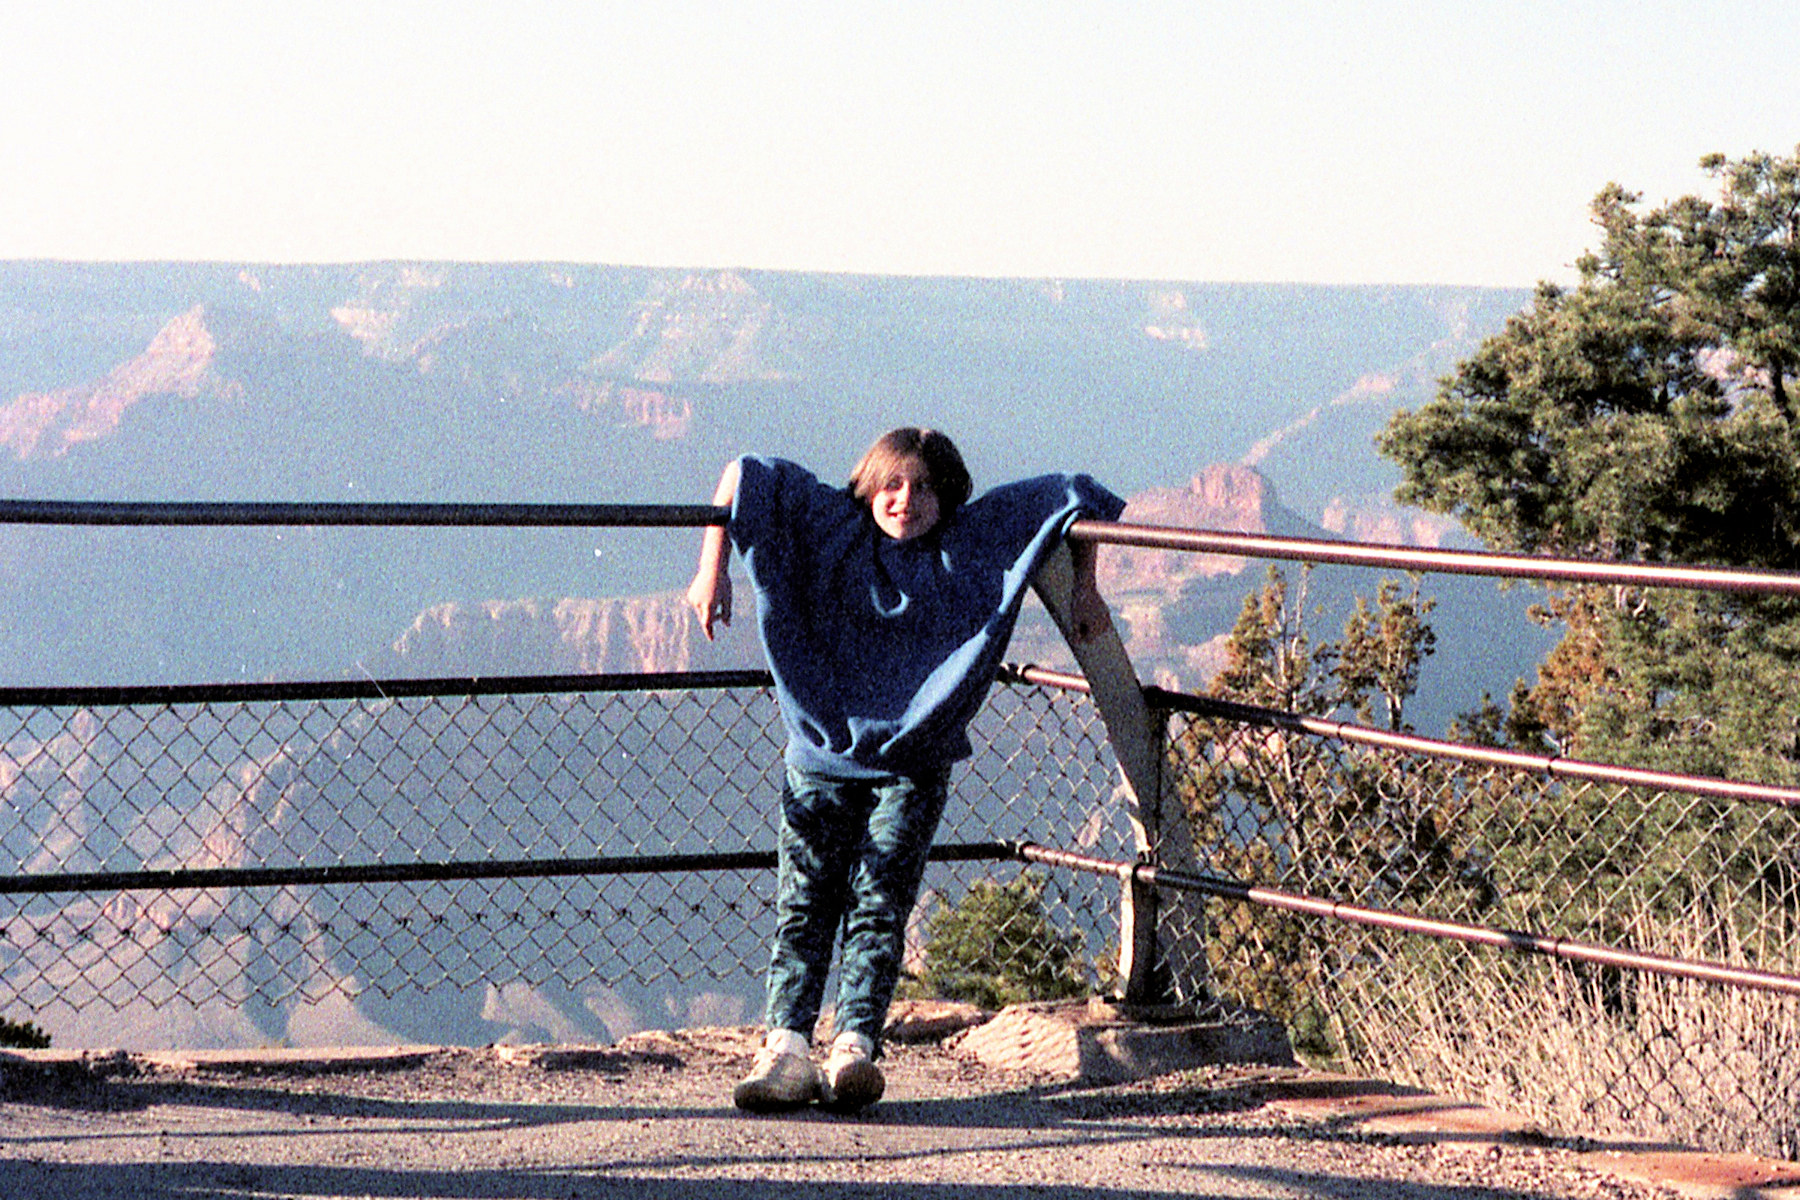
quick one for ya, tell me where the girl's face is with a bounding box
[869,455,941,542]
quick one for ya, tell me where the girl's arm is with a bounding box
[686,460,740,641]
[1068,537,1111,644]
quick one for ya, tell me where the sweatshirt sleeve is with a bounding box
[729,455,845,554]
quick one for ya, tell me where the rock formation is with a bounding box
[0,305,232,459]
[385,591,763,677]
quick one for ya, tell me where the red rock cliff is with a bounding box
[0,306,230,460]
[386,591,764,677]
[1100,463,1281,600]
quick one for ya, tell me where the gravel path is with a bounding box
[0,1028,1689,1200]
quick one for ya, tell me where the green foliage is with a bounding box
[0,1015,49,1049]
[914,872,1090,1010]
[1176,568,1492,1043]
[1369,149,1800,968]
[1379,146,1800,785]
[1578,592,1800,783]
[1207,567,1439,732]
[1380,148,1800,568]
[1185,569,1462,906]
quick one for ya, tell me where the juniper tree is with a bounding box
[1379,147,1800,783]
[1177,567,1498,1036]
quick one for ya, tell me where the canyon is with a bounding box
[0,262,1547,1048]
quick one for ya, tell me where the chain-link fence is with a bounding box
[11,652,1797,1160]
[8,498,1800,1161]
[0,671,1131,1049]
[1163,695,1800,1161]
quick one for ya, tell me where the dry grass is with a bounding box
[1327,910,1800,1159]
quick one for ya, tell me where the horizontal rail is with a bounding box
[1016,842,1800,999]
[0,669,775,710]
[999,666,1800,811]
[0,500,730,528]
[996,662,1089,694]
[11,501,1793,595]
[3,664,1087,711]
[1155,689,1800,810]
[1068,519,1800,596]
[0,842,1020,897]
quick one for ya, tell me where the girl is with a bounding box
[687,427,1122,1112]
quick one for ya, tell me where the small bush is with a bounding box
[0,1016,49,1049]
[915,872,1090,1009]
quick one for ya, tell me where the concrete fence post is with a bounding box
[1031,544,1203,1007]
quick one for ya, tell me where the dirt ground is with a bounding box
[1,1025,1795,1200]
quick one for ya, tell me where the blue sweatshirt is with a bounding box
[730,455,1126,779]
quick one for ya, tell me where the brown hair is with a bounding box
[848,427,973,514]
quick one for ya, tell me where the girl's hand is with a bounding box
[688,460,740,642]
[687,564,732,641]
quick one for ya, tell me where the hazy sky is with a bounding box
[4,1,1795,286]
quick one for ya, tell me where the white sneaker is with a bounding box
[733,1031,820,1113]
[821,1032,884,1112]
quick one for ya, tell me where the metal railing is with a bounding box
[0,497,1133,1053]
[0,667,1129,1046]
[5,498,1800,1159]
[1061,519,1800,1161]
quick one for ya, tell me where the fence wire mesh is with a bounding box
[1166,707,1800,1160]
[0,676,1129,1048]
[8,658,1798,1159]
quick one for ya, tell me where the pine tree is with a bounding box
[1379,147,1800,782]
